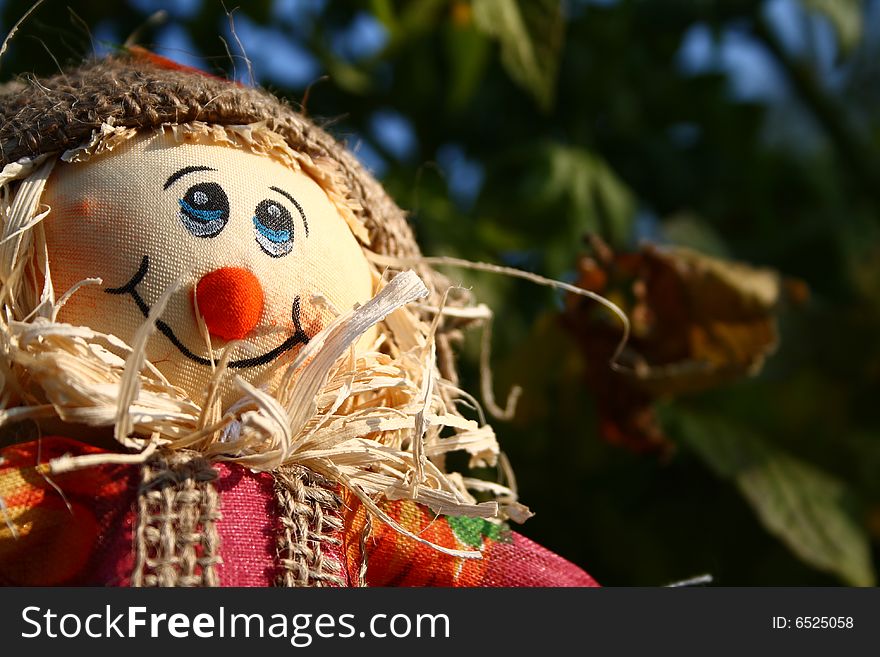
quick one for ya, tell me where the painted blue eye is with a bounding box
[179,182,229,238]
[253,199,294,257]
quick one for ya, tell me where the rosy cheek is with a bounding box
[44,198,100,286]
[264,296,330,339]
[261,296,332,369]
[53,197,100,221]
[69,198,96,215]
[297,297,333,339]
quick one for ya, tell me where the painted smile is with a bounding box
[105,255,309,368]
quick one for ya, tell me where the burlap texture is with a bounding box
[130,451,346,588]
[132,450,222,587]
[273,466,346,587]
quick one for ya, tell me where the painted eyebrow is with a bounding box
[163,165,217,190]
[269,186,309,237]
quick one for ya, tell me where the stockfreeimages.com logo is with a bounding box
[21,606,451,646]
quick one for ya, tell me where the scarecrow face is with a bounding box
[42,130,375,403]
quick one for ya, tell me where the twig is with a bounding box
[0,0,46,66]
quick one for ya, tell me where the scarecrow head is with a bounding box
[0,51,523,531]
[0,53,440,409]
[0,51,454,405]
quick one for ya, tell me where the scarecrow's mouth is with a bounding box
[105,255,309,368]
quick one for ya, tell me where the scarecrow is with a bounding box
[0,50,598,587]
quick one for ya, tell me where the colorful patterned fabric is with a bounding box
[0,437,137,585]
[341,495,598,587]
[0,437,597,587]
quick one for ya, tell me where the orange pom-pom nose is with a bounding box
[194,268,264,340]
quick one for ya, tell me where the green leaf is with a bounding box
[534,143,635,251]
[804,0,863,53]
[369,0,397,29]
[446,21,492,111]
[472,0,563,111]
[323,57,373,95]
[672,412,875,586]
[400,0,449,34]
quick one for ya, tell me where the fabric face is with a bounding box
[42,130,375,406]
